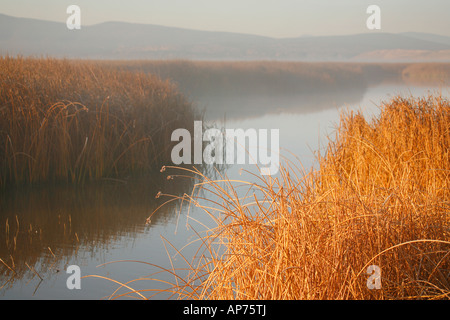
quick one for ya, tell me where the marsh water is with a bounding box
[0,80,446,299]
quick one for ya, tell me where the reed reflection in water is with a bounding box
[0,168,200,295]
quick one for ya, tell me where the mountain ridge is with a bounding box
[1,13,450,61]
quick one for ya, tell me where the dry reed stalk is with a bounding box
[154,94,449,300]
[0,56,199,187]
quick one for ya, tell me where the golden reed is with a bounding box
[0,56,198,187]
[157,94,449,300]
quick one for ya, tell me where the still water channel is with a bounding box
[0,83,445,299]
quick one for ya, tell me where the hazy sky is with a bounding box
[2,0,449,38]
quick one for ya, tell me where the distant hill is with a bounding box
[400,32,450,46]
[1,13,450,61]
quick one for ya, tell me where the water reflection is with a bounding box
[1,61,448,298]
[0,168,197,291]
[199,88,367,121]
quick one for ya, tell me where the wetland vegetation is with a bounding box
[0,56,448,299]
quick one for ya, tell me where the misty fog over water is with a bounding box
[0,65,447,299]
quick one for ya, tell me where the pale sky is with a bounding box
[1,0,450,38]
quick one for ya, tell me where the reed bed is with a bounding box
[142,94,449,300]
[105,60,450,98]
[0,56,199,187]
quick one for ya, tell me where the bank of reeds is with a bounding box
[105,60,450,98]
[155,94,449,300]
[0,56,199,187]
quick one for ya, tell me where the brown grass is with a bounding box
[142,94,449,300]
[0,56,199,187]
[402,63,450,86]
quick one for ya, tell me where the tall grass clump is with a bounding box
[0,56,199,187]
[155,94,449,300]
